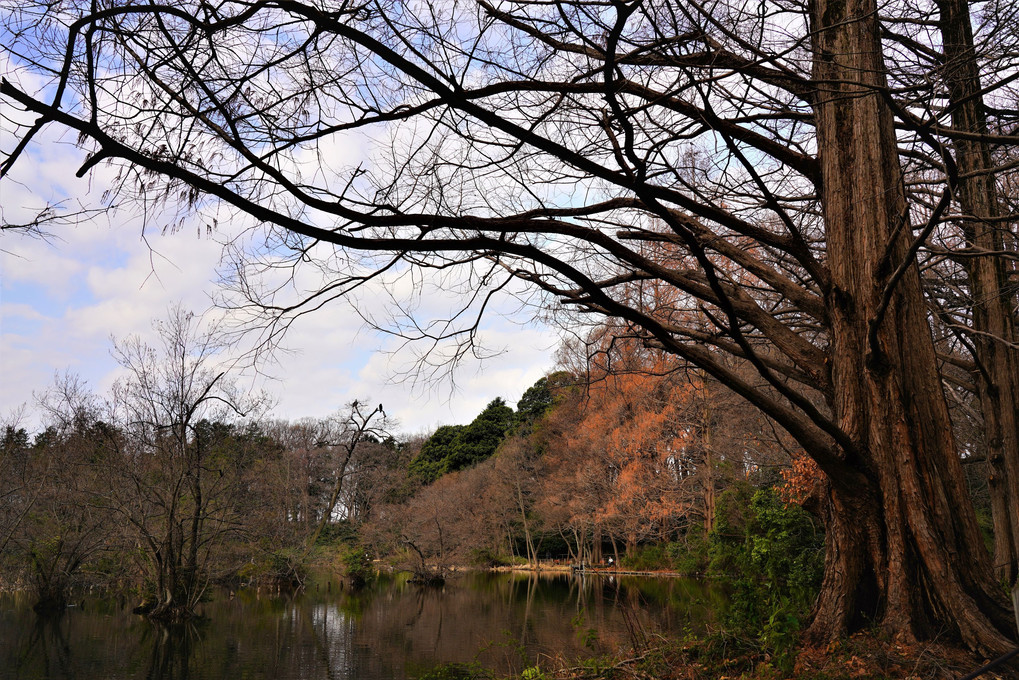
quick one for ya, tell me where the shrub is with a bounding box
[467,548,511,568]
[671,526,710,576]
[339,546,374,588]
[708,482,824,664]
[237,548,306,588]
[316,520,359,546]
[620,544,669,571]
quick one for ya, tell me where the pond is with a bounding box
[0,571,725,680]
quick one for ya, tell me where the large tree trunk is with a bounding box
[938,0,1019,586]
[809,0,1016,653]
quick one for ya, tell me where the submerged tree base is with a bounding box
[408,574,445,587]
[31,595,69,616]
[131,601,201,624]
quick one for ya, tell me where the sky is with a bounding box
[0,111,561,439]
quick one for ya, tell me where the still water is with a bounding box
[0,571,723,679]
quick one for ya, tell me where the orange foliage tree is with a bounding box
[545,322,712,562]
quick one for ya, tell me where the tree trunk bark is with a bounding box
[702,393,715,534]
[938,0,1019,586]
[187,453,202,604]
[515,483,536,568]
[809,0,1016,653]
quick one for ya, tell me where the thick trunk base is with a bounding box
[805,480,1016,656]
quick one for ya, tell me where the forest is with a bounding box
[0,308,814,601]
[0,306,823,673]
[3,0,1019,671]
[0,302,1006,678]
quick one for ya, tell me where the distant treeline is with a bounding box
[4,309,989,652]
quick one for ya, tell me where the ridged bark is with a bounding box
[808,0,1016,653]
[938,0,1019,586]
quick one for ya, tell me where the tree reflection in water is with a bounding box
[0,572,723,680]
[142,620,202,680]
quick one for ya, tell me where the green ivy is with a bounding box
[708,482,824,665]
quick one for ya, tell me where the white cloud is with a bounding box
[2,200,561,436]
[234,284,560,432]
[0,47,562,437]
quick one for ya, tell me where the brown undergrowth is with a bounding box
[534,632,1018,680]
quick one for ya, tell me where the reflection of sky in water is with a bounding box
[0,573,724,680]
[312,604,354,676]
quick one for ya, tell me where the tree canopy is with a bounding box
[3,0,1019,653]
[409,397,514,482]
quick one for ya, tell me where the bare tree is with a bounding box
[302,401,388,554]
[107,305,257,620]
[27,376,118,612]
[3,0,1019,651]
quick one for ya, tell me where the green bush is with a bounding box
[708,483,824,663]
[316,520,359,546]
[621,544,670,571]
[339,546,374,588]
[671,526,710,575]
[467,548,511,568]
[618,530,710,574]
[237,548,306,587]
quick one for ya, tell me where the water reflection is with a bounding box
[0,572,724,680]
[142,620,203,680]
[16,614,74,679]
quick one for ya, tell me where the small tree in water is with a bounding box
[109,305,260,621]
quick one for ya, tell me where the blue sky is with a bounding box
[0,116,558,438]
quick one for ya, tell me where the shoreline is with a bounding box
[488,563,701,579]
